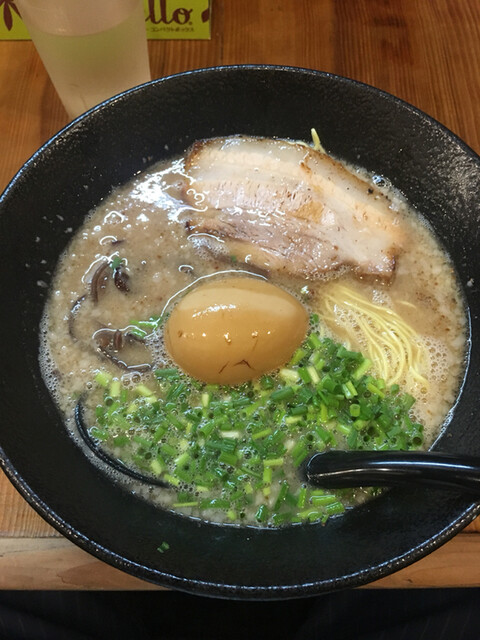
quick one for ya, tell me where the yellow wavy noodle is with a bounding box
[318,284,429,389]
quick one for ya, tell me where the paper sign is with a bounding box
[145,0,211,39]
[0,0,211,40]
[0,1,29,39]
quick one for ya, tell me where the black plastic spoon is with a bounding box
[305,450,480,494]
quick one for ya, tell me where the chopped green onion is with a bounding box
[88,328,424,528]
[135,384,154,397]
[279,368,300,384]
[270,386,295,402]
[306,366,320,385]
[367,382,385,398]
[95,370,111,388]
[308,333,322,349]
[353,358,372,380]
[263,457,284,468]
[350,403,361,417]
[289,348,307,366]
[255,504,268,523]
[155,368,180,380]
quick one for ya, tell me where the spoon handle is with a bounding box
[306,450,480,494]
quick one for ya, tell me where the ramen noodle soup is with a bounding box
[40,135,467,527]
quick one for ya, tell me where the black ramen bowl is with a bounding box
[1,65,480,599]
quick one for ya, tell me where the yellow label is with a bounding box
[145,0,211,39]
[0,0,211,40]
[0,2,30,39]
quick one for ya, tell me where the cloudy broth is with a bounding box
[40,142,467,526]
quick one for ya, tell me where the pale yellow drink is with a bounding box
[16,0,151,119]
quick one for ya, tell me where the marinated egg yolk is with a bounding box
[164,276,309,385]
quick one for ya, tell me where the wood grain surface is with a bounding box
[0,0,479,589]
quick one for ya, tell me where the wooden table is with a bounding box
[1,0,480,590]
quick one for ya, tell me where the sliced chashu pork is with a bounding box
[183,136,404,281]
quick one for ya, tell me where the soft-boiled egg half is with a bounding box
[164,276,309,385]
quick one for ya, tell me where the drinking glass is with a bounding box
[15,0,151,119]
